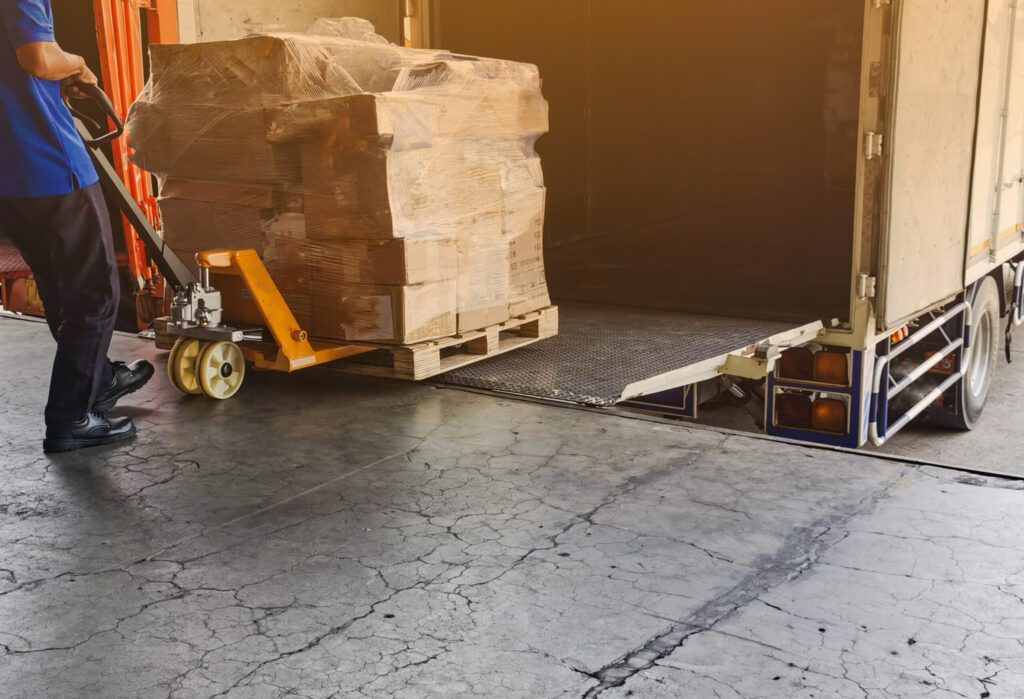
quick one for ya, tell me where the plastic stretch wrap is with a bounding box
[127,18,550,344]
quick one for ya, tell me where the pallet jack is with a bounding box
[78,85,378,400]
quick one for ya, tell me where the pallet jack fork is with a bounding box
[78,85,377,400]
[166,250,375,398]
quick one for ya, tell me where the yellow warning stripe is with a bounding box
[969,222,1024,257]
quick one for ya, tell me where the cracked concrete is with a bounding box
[1,316,1023,698]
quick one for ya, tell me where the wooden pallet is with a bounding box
[153,316,177,350]
[334,306,559,381]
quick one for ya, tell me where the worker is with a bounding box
[1,0,154,453]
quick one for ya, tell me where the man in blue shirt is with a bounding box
[1,0,155,453]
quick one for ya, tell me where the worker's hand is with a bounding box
[76,64,99,86]
[61,64,98,100]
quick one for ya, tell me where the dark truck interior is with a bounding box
[434,0,865,324]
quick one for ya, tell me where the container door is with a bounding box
[966,1,1024,281]
[996,5,1024,256]
[877,0,987,330]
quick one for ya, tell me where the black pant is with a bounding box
[0,184,118,428]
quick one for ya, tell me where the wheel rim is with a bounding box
[199,342,245,400]
[168,338,204,396]
[166,340,181,390]
[969,309,993,398]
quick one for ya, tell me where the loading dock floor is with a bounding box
[440,301,821,405]
[1,316,1023,698]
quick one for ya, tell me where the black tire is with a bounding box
[937,276,1000,430]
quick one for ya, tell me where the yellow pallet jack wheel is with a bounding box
[197,341,246,400]
[167,338,204,396]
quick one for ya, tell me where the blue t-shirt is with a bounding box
[0,0,98,197]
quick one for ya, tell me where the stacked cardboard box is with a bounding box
[127,19,550,344]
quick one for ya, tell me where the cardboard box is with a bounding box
[509,283,551,317]
[262,214,312,325]
[503,187,546,236]
[129,103,299,185]
[458,303,511,334]
[508,211,546,279]
[212,275,314,332]
[300,134,505,241]
[270,86,548,147]
[158,178,304,213]
[301,143,393,239]
[452,212,511,332]
[508,221,547,299]
[168,247,201,277]
[147,36,316,108]
[312,280,457,344]
[210,273,265,328]
[312,236,457,286]
[159,178,276,209]
[158,198,267,256]
[133,32,553,349]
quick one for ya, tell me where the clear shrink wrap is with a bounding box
[127,18,550,344]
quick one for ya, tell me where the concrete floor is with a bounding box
[2,315,1024,698]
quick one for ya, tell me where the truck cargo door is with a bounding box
[877,0,987,330]
[965,1,1024,281]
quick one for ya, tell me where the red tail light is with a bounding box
[813,352,850,386]
[776,393,814,428]
[778,348,815,381]
[812,398,849,434]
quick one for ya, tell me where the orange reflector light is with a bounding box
[812,398,849,435]
[813,352,849,386]
[924,351,956,376]
[776,393,814,429]
[778,347,815,381]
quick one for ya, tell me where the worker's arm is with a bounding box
[4,0,97,85]
[15,42,96,83]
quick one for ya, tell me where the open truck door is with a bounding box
[867,0,1024,443]
[875,0,987,330]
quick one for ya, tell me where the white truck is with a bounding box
[418,0,1024,449]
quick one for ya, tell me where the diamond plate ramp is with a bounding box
[438,301,816,406]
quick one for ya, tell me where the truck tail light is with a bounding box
[812,398,849,434]
[778,348,850,387]
[778,348,815,381]
[813,352,849,386]
[891,326,910,344]
[776,393,814,428]
[775,389,851,435]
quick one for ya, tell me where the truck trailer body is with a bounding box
[423,0,1024,448]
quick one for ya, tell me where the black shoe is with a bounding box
[43,413,137,454]
[94,359,155,413]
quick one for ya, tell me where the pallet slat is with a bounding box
[153,316,177,351]
[336,306,559,381]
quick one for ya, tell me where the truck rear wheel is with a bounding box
[939,276,1000,430]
